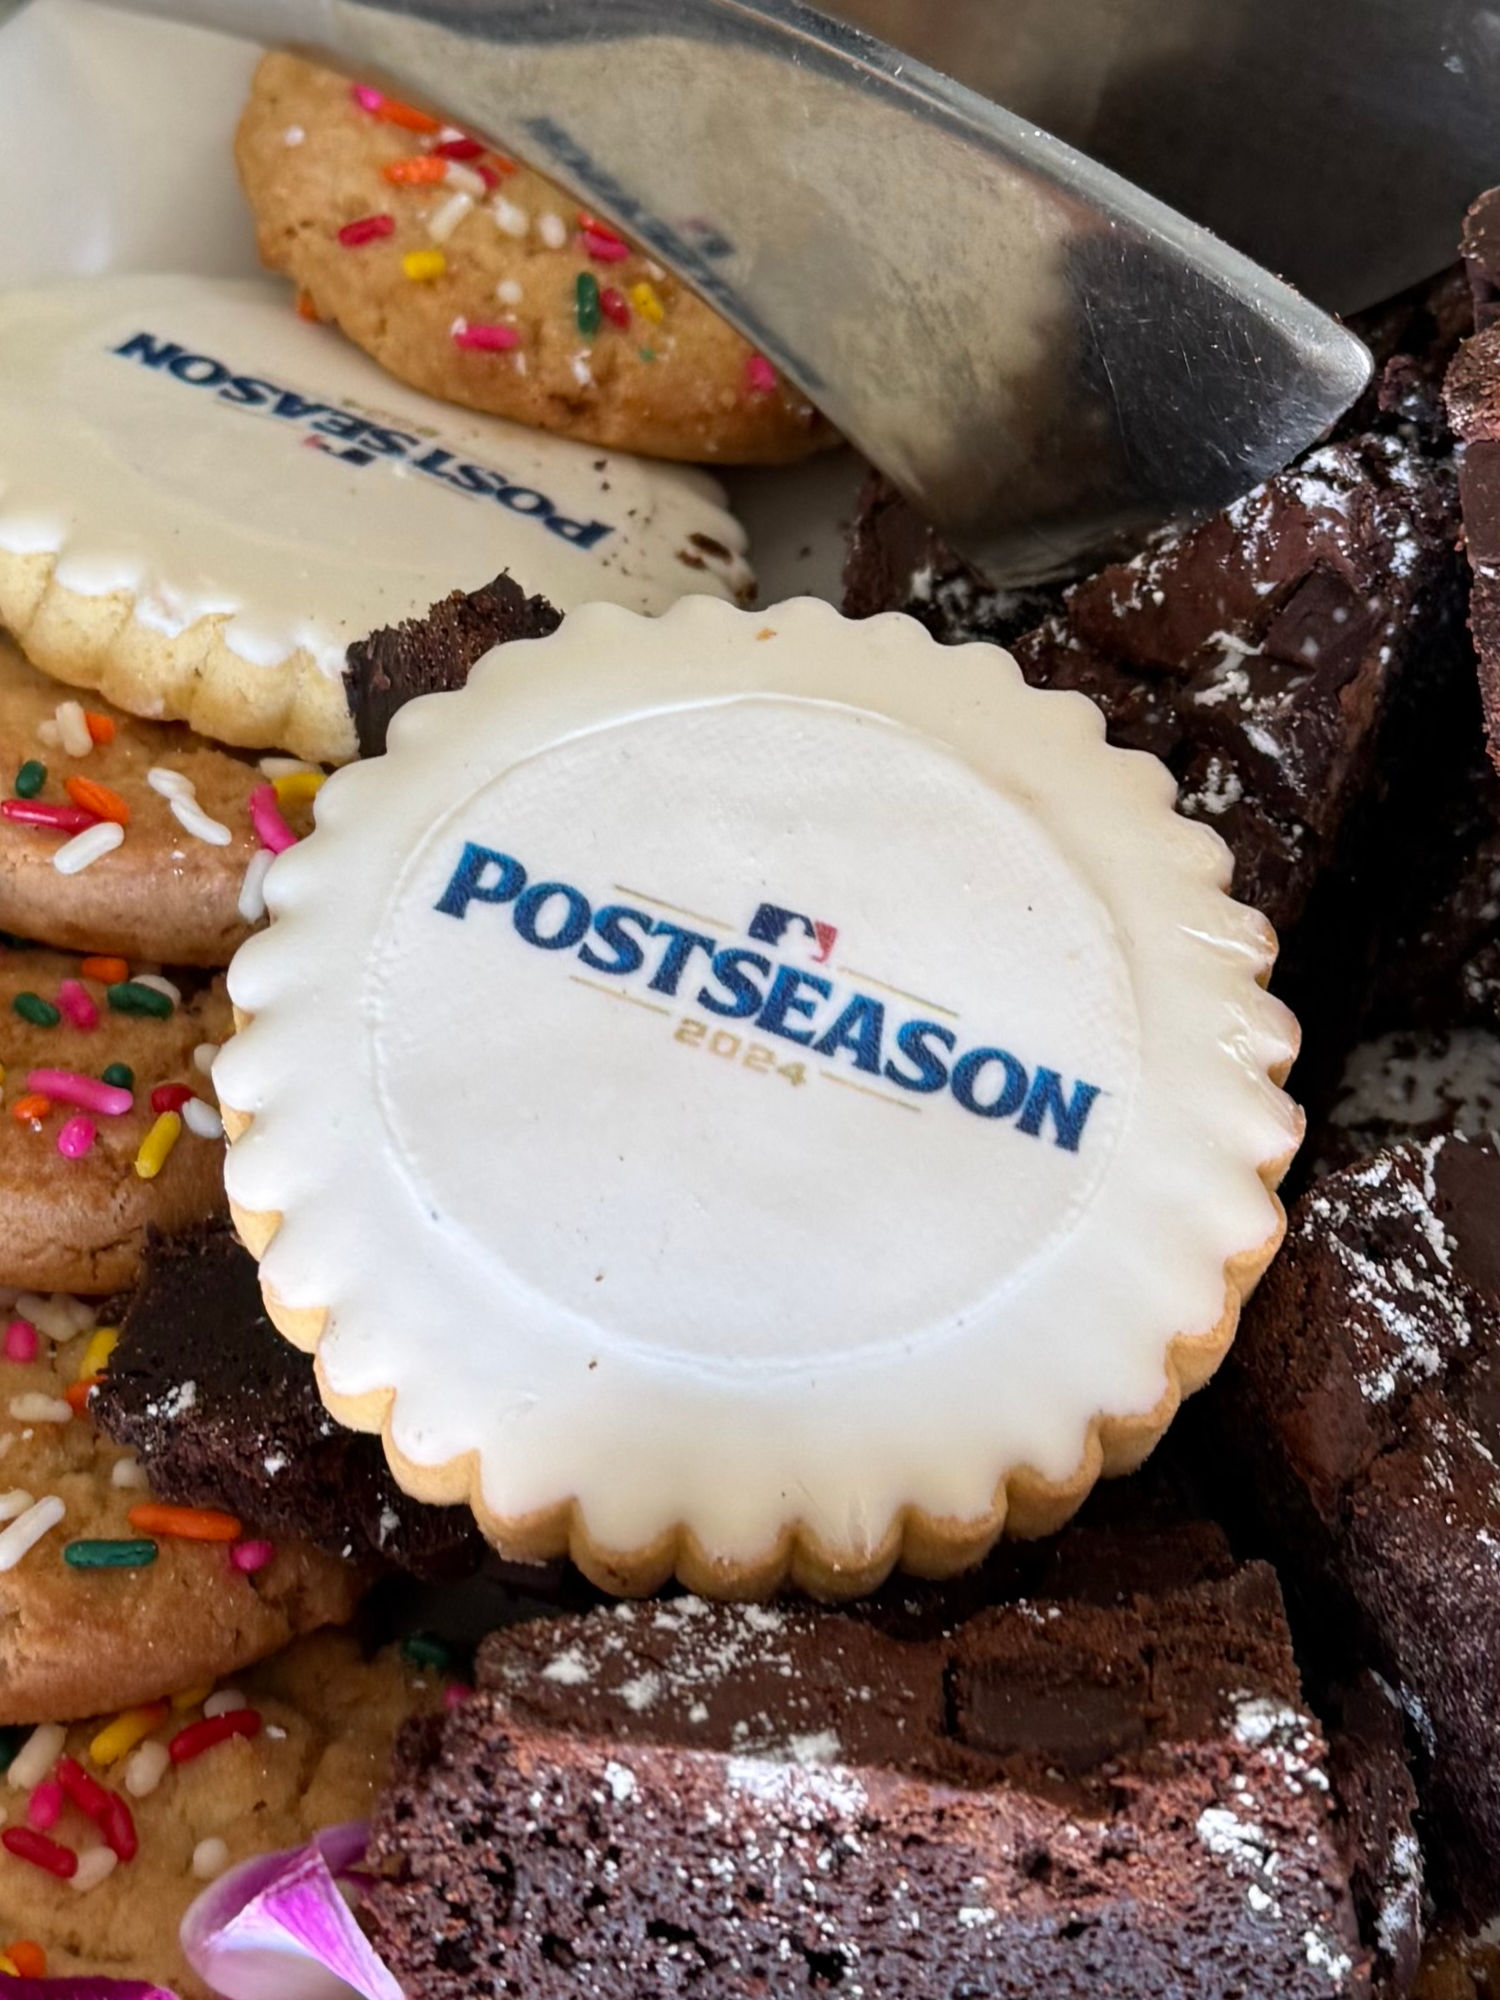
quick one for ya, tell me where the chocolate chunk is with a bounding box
[1463,191,1500,332]
[92,1221,483,1579]
[342,572,561,758]
[1445,233,1500,780]
[1326,1674,1425,1999]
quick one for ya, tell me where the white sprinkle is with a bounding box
[16,1293,90,1340]
[53,821,123,875]
[55,700,92,757]
[0,1494,65,1570]
[123,1739,171,1798]
[1303,1930,1353,1981]
[7,1722,66,1790]
[429,189,474,242]
[238,847,274,923]
[182,1097,224,1141]
[541,1648,592,1687]
[193,1041,219,1075]
[8,1395,71,1426]
[538,210,567,249]
[492,195,529,238]
[602,1761,637,1802]
[496,277,524,305]
[282,124,306,145]
[442,161,486,197]
[170,795,233,846]
[131,972,180,1004]
[0,1491,33,1523]
[204,1688,245,1719]
[36,720,60,748]
[192,1836,231,1880]
[265,1724,288,1741]
[111,1455,149,1489]
[258,756,316,779]
[70,1844,119,1892]
[146,765,195,801]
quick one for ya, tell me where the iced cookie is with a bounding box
[236,53,835,465]
[0,274,753,766]
[0,948,230,1294]
[0,636,317,969]
[217,597,1303,1600]
[0,1631,437,1993]
[0,1300,363,1726]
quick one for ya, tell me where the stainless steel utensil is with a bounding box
[81,0,1371,584]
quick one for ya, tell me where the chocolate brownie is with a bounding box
[1445,194,1500,777]
[91,1221,483,1579]
[343,571,561,758]
[1326,1673,1425,1999]
[366,1547,1368,1997]
[1210,1133,1500,1924]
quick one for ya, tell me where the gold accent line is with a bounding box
[820,1069,922,1114]
[835,967,958,1021]
[613,884,731,932]
[569,974,672,1017]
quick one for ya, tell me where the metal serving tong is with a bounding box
[79,0,1370,583]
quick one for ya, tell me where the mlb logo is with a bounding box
[747,902,837,965]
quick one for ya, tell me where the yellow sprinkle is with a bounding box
[133,1111,181,1181]
[0,1954,17,1977]
[630,280,664,324]
[172,1682,214,1712]
[89,1701,166,1767]
[78,1327,119,1382]
[401,249,447,282]
[272,770,326,806]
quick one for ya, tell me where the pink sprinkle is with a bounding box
[444,1682,473,1710]
[745,353,777,397]
[351,83,384,112]
[581,228,630,264]
[474,163,500,189]
[150,1083,195,1115]
[57,978,99,1032]
[337,213,395,248]
[600,286,631,328]
[56,1115,96,1161]
[453,321,520,353]
[3,1319,38,1363]
[432,137,482,160]
[1,800,100,834]
[26,1070,133,1118]
[249,784,298,855]
[26,1781,62,1831]
[26,1069,133,1118]
[231,1539,275,1574]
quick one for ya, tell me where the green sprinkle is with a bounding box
[64,1538,159,1570]
[638,347,657,364]
[0,1725,24,1774]
[14,759,45,799]
[101,1062,135,1091]
[107,980,172,1019]
[401,1631,456,1671]
[13,991,60,1027]
[575,271,601,337]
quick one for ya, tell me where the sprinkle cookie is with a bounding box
[0,1301,363,1725]
[235,53,836,464]
[0,948,230,1294]
[0,1631,437,1992]
[0,636,316,969]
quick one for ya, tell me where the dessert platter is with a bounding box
[0,2,1496,1994]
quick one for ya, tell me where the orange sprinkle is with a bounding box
[376,97,440,134]
[295,290,321,323]
[10,1094,50,1124]
[383,155,446,186]
[63,777,130,827]
[64,1378,102,1414]
[488,153,519,175]
[80,956,129,984]
[127,1503,242,1544]
[82,712,115,746]
[4,1942,45,1977]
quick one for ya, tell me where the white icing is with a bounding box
[0,274,753,683]
[218,599,1301,1567]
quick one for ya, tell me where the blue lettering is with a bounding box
[757,966,832,1047]
[361,424,421,458]
[648,921,717,997]
[447,462,504,498]
[271,389,330,421]
[697,948,771,1020]
[884,1018,956,1094]
[218,375,276,408]
[1017,1069,1102,1153]
[951,1048,1029,1120]
[497,485,552,517]
[514,882,591,950]
[578,904,654,976]
[812,994,885,1074]
[412,447,454,477]
[434,843,526,919]
[310,410,368,443]
[548,514,612,550]
[112,331,184,370]
[169,352,229,387]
